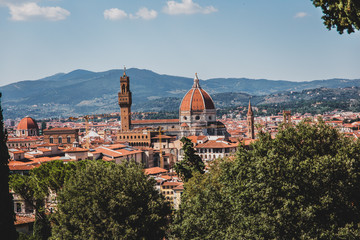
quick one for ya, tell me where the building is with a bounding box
[117,72,228,138]
[179,73,225,137]
[118,68,132,131]
[43,127,79,147]
[16,116,39,137]
[195,138,238,162]
[6,136,42,150]
[247,100,255,139]
[160,181,182,207]
[173,184,184,210]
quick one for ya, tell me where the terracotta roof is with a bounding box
[173,184,184,190]
[243,139,257,145]
[102,156,115,161]
[63,147,88,153]
[96,148,122,158]
[181,122,189,127]
[9,149,25,154]
[107,144,128,149]
[132,119,179,124]
[180,76,215,112]
[162,181,181,186]
[144,167,168,175]
[37,148,51,152]
[17,117,38,130]
[158,175,172,180]
[15,215,35,225]
[10,164,38,171]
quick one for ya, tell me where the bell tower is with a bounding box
[247,100,255,139]
[118,67,132,131]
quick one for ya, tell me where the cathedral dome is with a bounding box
[17,116,39,131]
[180,74,215,112]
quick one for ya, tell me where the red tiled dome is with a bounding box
[180,74,215,112]
[17,117,39,130]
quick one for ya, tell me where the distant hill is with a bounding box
[1,68,360,119]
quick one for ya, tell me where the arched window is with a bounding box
[58,136,62,144]
[67,136,71,143]
[49,136,54,144]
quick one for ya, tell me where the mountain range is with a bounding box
[1,68,360,119]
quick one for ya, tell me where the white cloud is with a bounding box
[130,7,157,20]
[104,8,127,20]
[163,0,217,15]
[294,12,308,18]
[8,2,70,21]
[104,7,157,21]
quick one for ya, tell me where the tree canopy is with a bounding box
[174,137,205,182]
[172,120,360,239]
[0,93,18,240]
[10,160,82,240]
[51,161,171,240]
[312,0,360,34]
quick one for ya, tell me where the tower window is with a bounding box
[195,116,200,120]
[184,116,187,120]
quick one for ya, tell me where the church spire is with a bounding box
[247,99,255,139]
[247,99,253,116]
[192,73,201,88]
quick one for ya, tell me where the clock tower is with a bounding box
[118,68,132,131]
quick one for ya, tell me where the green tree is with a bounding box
[312,0,360,34]
[0,93,18,239]
[51,161,171,240]
[173,120,360,239]
[10,160,80,240]
[174,137,205,182]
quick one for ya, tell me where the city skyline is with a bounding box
[1,0,360,86]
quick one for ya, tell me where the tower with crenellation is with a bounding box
[118,68,132,131]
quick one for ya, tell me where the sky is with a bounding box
[0,0,359,86]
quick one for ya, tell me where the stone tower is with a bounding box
[118,68,132,131]
[283,110,291,126]
[247,100,255,139]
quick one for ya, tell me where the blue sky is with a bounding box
[0,0,359,86]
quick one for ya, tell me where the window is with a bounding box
[195,115,200,120]
[67,136,71,143]
[16,203,21,213]
[49,136,53,144]
[58,136,62,144]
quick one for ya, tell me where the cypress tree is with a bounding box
[0,93,18,239]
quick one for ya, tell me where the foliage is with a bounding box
[0,93,18,239]
[10,160,81,240]
[173,120,360,239]
[51,161,171,240]
[174,137,205,182]
[312,0,360,34]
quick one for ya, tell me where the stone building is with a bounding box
[16,116,39,137]
[43,127,79,147]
